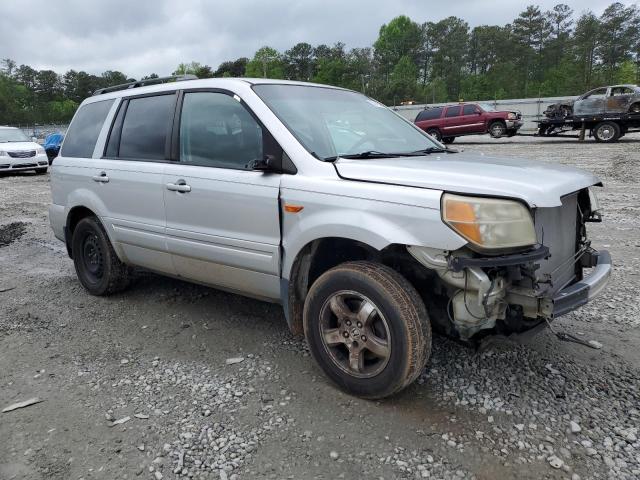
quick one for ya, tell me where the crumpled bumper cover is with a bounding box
[553,250,612,317]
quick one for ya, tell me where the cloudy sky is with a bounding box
[2,0,635,78]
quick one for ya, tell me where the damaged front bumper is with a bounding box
[553,250,611,317]
[408,245,612,340]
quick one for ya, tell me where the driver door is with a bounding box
[163,90,282,301]
[574,87,607,116]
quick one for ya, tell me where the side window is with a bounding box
[416,108,442,121]
[611,87,633,96]
[61,99,114,158]
[445,106,461,117]
[117,94,175,160]
[462,105,478,115]
[584,88,607,99]
[179,92,263,170]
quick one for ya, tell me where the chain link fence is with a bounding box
[8,124,69,143]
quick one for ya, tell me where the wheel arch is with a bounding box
[61,187,121,258]
[283,237,382,335]
[65,206,97,258]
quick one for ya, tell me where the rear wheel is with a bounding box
[629,103,640,114]
[303,261,431,399]
[489,121,506,138]
[71,216,131,295]
[442,137,455,144]
[593,121,621,143]
[426,128,442,141]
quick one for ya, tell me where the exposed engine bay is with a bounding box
[407,188,602,340]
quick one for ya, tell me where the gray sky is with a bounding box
[1,0,635,78]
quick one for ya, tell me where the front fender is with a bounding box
[280,186,467,279]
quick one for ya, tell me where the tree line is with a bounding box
[1,2,638,125]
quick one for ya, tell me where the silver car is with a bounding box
[49,77,611,398]
[573,84,640,116]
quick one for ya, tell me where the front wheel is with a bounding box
[489,121,506,138]
[71,216,131,295]
[303,261,431,399]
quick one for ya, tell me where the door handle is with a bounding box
[166,182,191,193]
[92,172,109,183]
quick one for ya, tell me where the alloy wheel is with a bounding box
[318,290,391,378]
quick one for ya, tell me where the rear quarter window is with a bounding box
[61,99,114,158]
[415,108,442,121]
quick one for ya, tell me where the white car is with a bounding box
[0,126,49,174]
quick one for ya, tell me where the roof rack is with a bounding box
[92,74,198,96]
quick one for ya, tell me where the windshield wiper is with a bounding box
[325,149,444,161]
[324,150,392,161]
[407,147,449,154]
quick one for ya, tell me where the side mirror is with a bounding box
[476,110,482,115]
[249,154,278,172]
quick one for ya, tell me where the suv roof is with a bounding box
[88,77,347,104]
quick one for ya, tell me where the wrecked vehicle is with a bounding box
[545,84,640,119]
[49,77,611,399]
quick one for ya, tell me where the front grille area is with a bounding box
[0,164,9,169]
[12,163,37,169]
[533,193,579,293]
[8,150,36,158]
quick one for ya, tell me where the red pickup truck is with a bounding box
[414,103,523,143]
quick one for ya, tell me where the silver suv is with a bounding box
[49,76,611,398]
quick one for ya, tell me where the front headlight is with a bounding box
[588,187,602,221]
[36,147,45,155]
[442,193,537,251]
[507,112,516,120]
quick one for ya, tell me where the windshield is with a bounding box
[0,128,30,143]
[478,103,497,112]
[253,84,441,160]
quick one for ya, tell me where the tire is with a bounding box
[629,103,640,114]
[71,216,131,296]
[303,261,431,399]
[442,137,455,144]
[593,121,621,143]
[426,128,442,141]
[35,167,48,174]
[488,121,506,138]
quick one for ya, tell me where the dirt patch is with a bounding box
[0,222,27,247]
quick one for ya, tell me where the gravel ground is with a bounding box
[1,135,639,480]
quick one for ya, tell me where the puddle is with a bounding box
[0,222,27,247]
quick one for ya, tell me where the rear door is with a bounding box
[606,86,635,113]
[163,89,281,300]
[442,105,462,136]
[95,92,177,274]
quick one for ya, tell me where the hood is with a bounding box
[334,151,601,208]
[0,141,40,151]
